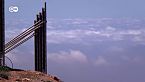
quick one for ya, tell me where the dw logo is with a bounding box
[9,6,19,13]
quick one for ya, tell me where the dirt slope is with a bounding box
[0,67,62,82]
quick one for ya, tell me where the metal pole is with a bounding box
[34,14,41,71]
[0,0,5,66]
[42,2,47,74]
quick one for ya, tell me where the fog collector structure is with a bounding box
[0,0,47,74]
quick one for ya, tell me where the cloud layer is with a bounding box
[48,50,88,64]
[5,18,145,82]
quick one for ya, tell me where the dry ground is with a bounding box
[0,70,62,82]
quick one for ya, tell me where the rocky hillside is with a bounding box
[0,66,62,82]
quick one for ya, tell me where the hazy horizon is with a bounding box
[5,0,145,82]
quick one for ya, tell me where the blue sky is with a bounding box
[6,0,145,19]
[5,0,145,82]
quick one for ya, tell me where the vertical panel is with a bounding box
[34,20,38,71]
[39,12,43,72]
[42,2,47,73]
[34,2,47,74]
[35,14,40,71]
